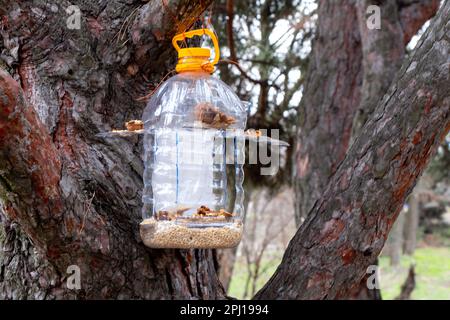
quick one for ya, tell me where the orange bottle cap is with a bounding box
[172,29,220,73]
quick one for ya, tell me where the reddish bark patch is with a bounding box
[186,251,193,264]
[419,134,437,161]
[385,216,396,235]
[341,248,356,265]
[0,126,6,138]
[0,70,20,118]
[90,257,103,270]
[17,48,35,96]
[47,245,61,260]
[393,134,436,203]
[3,205,18,220]
[306,271,334,296]
[0,69,63,216]
[1,15,9,28]
[65,216,76,234]
[320,218,345,242]
[412,131,422,145]
[393,172,414,204]
[152,28,165,41]
[54,90,77,162]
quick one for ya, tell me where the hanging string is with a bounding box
[136,69,176,102]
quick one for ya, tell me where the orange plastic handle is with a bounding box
[172,29,220,66]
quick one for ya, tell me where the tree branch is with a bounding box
[294,0,440,224]
[352,0,440,139]
[256,2,450,299]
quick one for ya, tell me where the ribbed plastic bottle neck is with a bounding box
[176,56,214,74]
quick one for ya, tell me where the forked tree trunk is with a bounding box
[255,2,450,298]
[294,0,439,300]
[294,0,440,222]
[1,0,449,300]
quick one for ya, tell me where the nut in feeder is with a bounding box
[140,29,247,249]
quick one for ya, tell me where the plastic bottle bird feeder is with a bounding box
[139,29,247,249]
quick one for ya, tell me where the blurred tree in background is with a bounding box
[213,0,316,189]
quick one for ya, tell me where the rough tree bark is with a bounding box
[294,0,439,224]
[294,0,438,300]
[1,0,449,301]
[350,0,439,298]
[0,0,227,299]
[255,1,450,298]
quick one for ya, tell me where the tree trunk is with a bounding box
[395,265,415,300]
[294,0,440,223]
[294,0,363,225]
[0,0,227,300]
[386,210,405,266]
[293,0,438,300]
[403,186,420,255]
[255,1,450,298]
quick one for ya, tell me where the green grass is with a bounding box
[228,255,281,300]
[379,247,450,300]
[229,247,450,300]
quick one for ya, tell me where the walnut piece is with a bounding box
[156,211,170,221]
[219,209,233,218]
[194,103,236,129]
[125,120,143,131]
[245,129,262,137]
[157,205,234,222]
[197,205,211,216]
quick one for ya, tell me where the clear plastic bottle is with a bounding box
[140,29,247,249]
